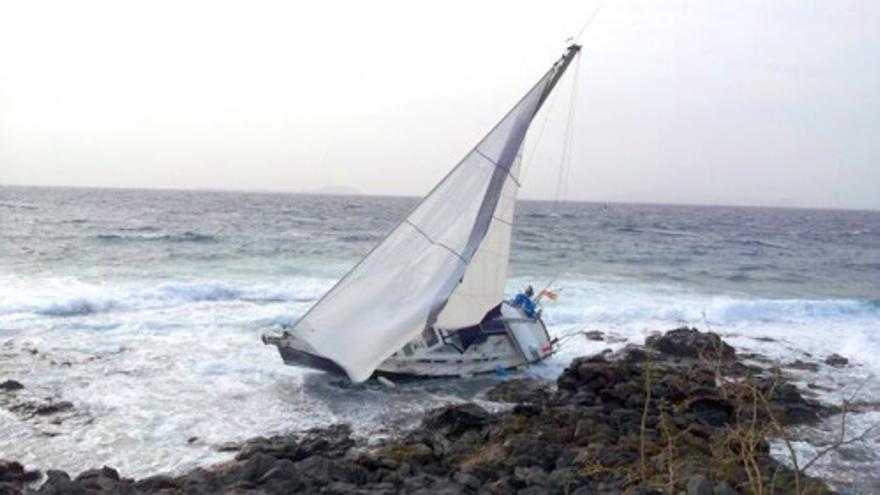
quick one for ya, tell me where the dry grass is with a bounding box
[633,323,878,494]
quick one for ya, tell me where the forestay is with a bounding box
[291,45,581,382]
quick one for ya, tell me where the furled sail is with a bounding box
[292,45,581,382]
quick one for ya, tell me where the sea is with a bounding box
[1,186,879,492]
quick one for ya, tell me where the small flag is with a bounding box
[539,289,559,301]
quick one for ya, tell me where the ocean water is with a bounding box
[1,186,879,491]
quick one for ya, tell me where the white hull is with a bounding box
[264,302,555,380]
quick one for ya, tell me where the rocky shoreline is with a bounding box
[1,328,854,494]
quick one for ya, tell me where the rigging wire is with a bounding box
[536,50,582,303]
[575,2,605,44]
[534,4,603,305]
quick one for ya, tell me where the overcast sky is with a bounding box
[0,0,878,210]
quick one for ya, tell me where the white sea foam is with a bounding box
[0,275,332,319]
[1,272,878,486]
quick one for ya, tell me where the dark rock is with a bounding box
[784,359,820,372]
[486,379,550,404]
[516,487,548,495]
[381,442,434,464]
[135,474,180,491]
[72,466,123,492]
[0,380,24,391]
[619,344,649,363]
[322,481,360,494]
[38,469,73,492]
[583,330,605,341]
[646,327,735,361]
[37,400,73,416]
[514,466,548,487]
[486,475,518,494]
[512,403,540,417]
[686,474,713,495]
[236,424,354,462]
[713,480,736,495]
[453,471,481,490]
[295,455,368,487]
[257,459,297,483]
[239,452,280,482]
[423,403,490,437]
[824,353,849,367]
[683,396,734,427]
[0,460,40,485]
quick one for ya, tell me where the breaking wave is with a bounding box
[1,279,332,318]
[542,294,880,328]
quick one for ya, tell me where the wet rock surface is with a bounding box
[8,328,841,494]
[824,353,849,368]
[646,326,736,361]
[0,379,25,391]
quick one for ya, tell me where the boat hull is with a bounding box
[265,302,554,381]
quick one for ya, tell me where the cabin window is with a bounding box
[480,319,507,334]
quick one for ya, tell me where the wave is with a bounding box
[94,231,217,243]
[118,225,160,233]
[337,234,380,242]
[37,297,120,317]
[737,239,785,249]
[542,295,880,328]
[0,201,38,210]
[1,279,333,318]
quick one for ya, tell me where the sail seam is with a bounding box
[475,149,521,188]
[403,220,467,263]
[491,215,513,227]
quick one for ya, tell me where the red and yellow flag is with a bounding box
[539,289,559,301]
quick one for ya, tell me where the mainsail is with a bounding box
[292,45,581,382]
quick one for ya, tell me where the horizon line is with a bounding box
[1,182,877,214]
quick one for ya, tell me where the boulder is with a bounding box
[824,354,849,367]
[686,474,713,495]
[236,424,354,462]
[0,380,24,392]
[646,327,735,361]
[784,360,820,372]
[0,460,40,484]
[683,396,734,427]
[486,379,550,404]
[424,403,490,437]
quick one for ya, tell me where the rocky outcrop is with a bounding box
[15,328,839,494]
[646,326,736,361]
[1,460,40,493]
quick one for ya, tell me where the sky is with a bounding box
[0,0,878,210]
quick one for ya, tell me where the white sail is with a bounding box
[434,148,522,329]
[291,46,581,382]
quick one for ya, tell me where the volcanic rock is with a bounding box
[646,326,735,360]
[0,380,24,392]
[824,353,849,367]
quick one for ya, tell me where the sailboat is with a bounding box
[264,44,581,383]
